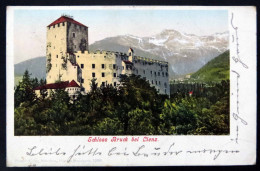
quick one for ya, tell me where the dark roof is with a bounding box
[47,16,88,28]
[66,80,80,88]
[123,60,133,65]
[34,81,69,90]
[129,48,134,53]
[34,80,80,90]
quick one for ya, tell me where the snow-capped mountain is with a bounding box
[89,29,229,78]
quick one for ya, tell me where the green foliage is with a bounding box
[14,73,230,135]
[191,50,230,83]
[46,54,52,73]
[61,56,67,70]
[14,70,37,108]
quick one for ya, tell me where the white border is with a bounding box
[6,6,256,166]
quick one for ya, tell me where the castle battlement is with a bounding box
[46,16,170,95]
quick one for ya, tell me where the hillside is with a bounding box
[191,50,229,82]
[15,56,46,82]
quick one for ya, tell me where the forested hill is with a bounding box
[15,56,46,79]
[191,50,229,82]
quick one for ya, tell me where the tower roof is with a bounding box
[129,47,134,53]
[123,60,133,65]
[66,80,80,88]
[47,16,88,28]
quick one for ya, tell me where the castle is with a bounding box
[35,15,170,98]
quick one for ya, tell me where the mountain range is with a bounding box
[14,29,229,82]
[90,29,229,76]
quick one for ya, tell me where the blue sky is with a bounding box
[11,8,228,63]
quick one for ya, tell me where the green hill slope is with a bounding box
[15,56,46,80]
[191,50,229,82]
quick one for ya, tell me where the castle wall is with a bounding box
[46,22,67,83]
[75,51,121,92]
[46,21,88,84]
[46,17,169,95]
[75,50,170,95]
[132,56,169,95]
[67,23,88,53]
[61,60,79,84]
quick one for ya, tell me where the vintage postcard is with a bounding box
[6,6,256,166]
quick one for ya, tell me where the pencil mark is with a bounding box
[231,13,249,69]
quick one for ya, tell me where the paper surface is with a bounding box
[6,6,256,166]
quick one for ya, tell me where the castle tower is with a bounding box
[128,47,134,62]
[46,15,89,83]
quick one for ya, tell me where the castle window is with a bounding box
[81,88,85,91]
[62,22,65,26]
[77,56,79,58]
[92,64,95,69]
[166,72,168,77]
[81,64,84,69]
[150,71,152,75]
[114,82,116,86]
[158,72,160,76]
[56,55,58,58]
[152,80,154,84]
[113,64,116,69]
[102,64,105,69]
[113,73,116,77]
[92,72,95,77]
[72,32,75,38]
[102,72,105,77]
[156,81,158,85]
[154,72,157,76]
[58,23,60,27]
[53,25,55,28]
[162,72,164,77]
[102,82,105,86]
[81,79,84,83]
[164,83,167,88]
[159,81,161,85]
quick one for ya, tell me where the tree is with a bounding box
[127,108,155,135]
[14,70,36,107]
